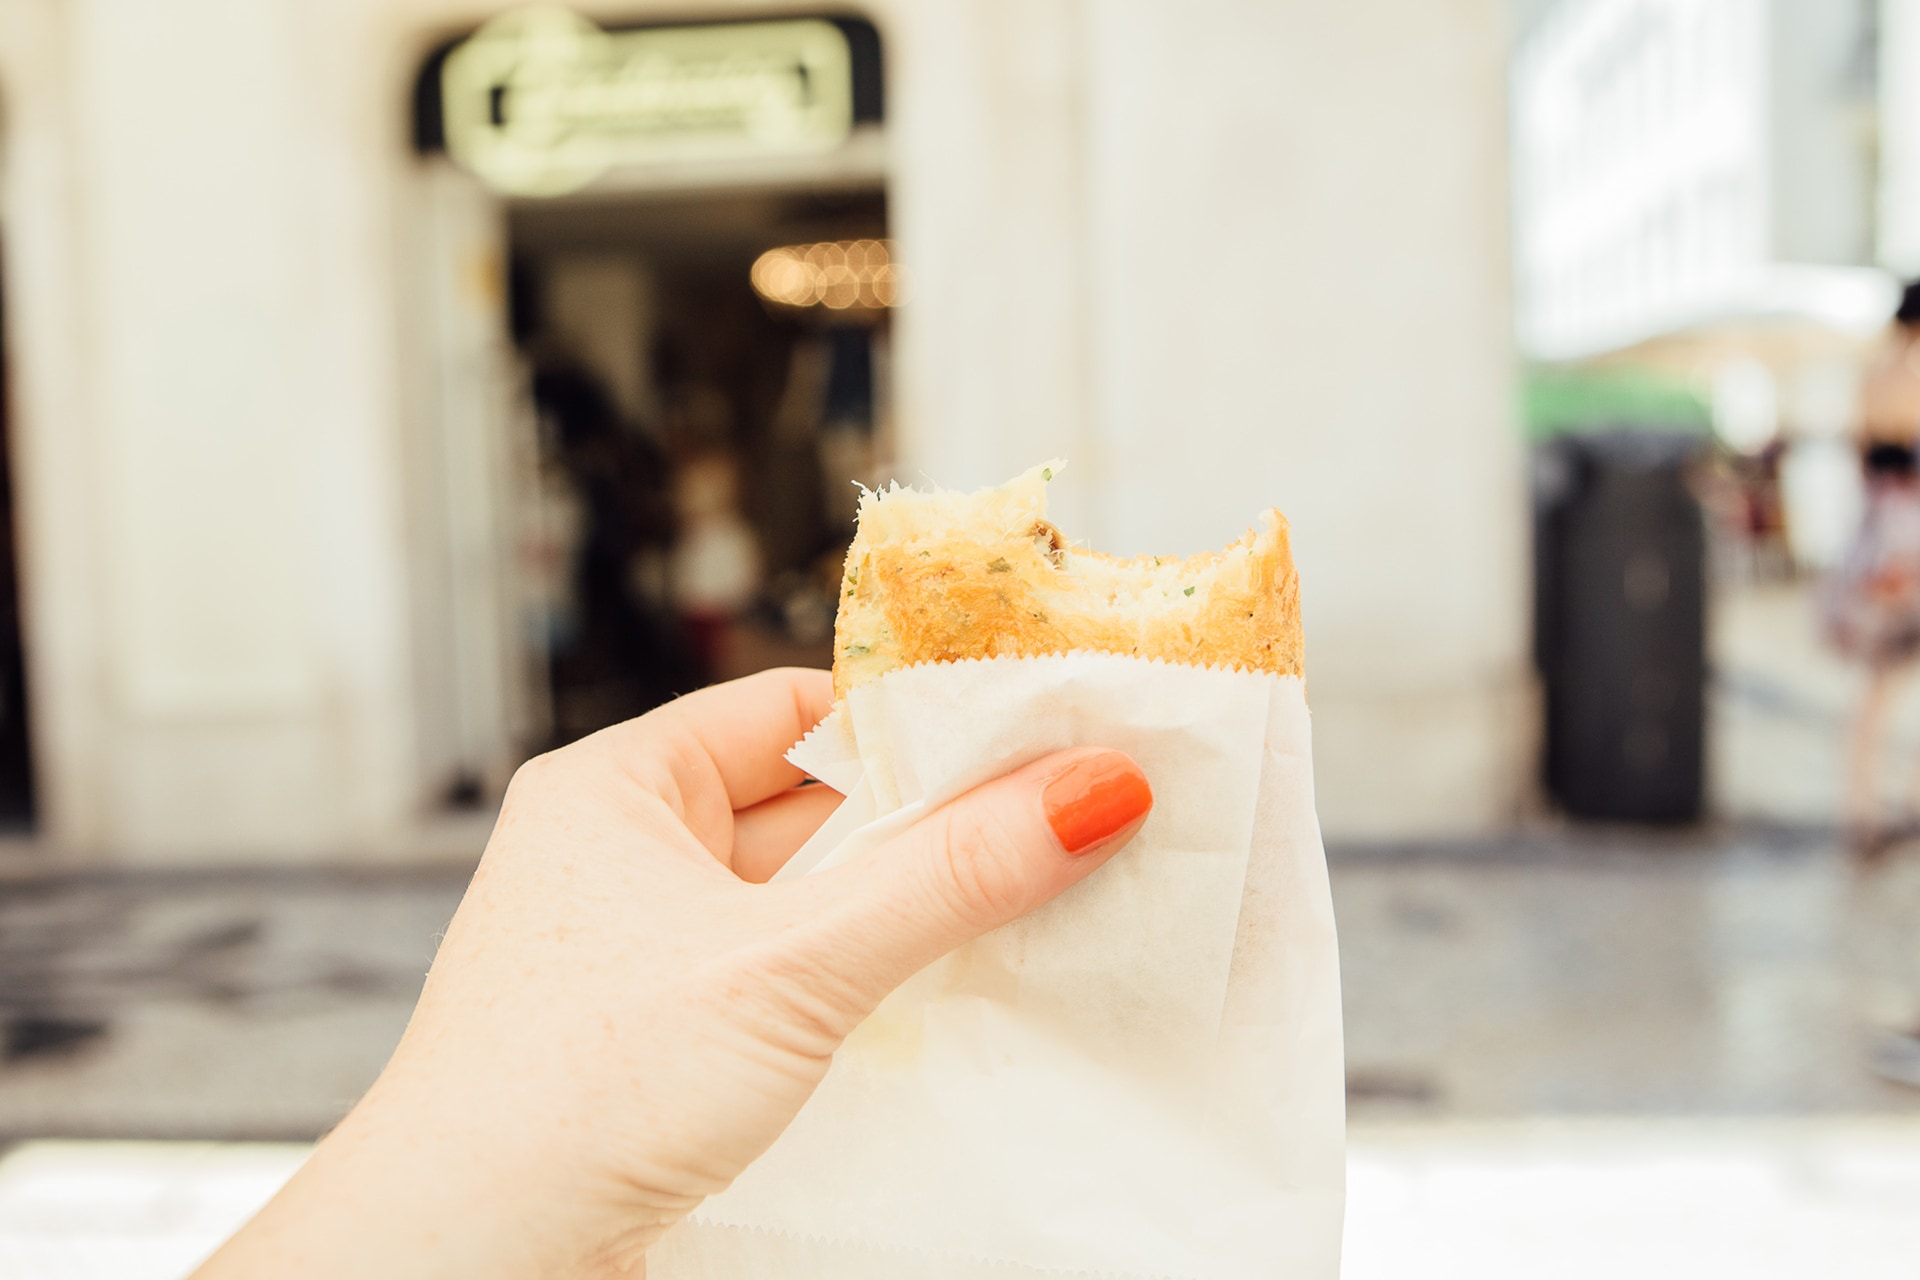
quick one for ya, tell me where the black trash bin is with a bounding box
[1534,430,1706,823]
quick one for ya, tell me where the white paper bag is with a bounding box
[652,653,1345,1279]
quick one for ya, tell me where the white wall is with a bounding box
[1516,0,1883,359]
[1882,0,1920,275]
[0,0,423,860]
[1514,0,1772,358]
[0,0,1531,859]
[1769,0,1876,268]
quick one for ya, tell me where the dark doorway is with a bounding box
[507,187,890,747]
[0,257,36,827]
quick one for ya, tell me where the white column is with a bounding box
[0,0,111,850]
[34,0,420,860]
[887,0,1533,837]
[884,0,1096,534]
[1081,0,1532,838]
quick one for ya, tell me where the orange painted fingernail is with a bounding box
[1042,752,1153,856]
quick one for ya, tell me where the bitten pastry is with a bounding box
[832,461,1303,698]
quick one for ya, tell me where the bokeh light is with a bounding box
[751,239,899,311]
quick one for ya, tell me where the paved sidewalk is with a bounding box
[0,869,463,1140]
[1335,828,1920,1117]
[2,824,1916,1141]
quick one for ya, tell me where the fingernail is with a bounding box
[1043,752,1153,856]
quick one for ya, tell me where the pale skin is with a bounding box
[194,667,1150,1277]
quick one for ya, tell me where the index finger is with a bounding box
[636,666,835,812]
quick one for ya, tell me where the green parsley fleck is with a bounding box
[1183,586,1196,597]
[986,557,1013,573]
[845,643,871,657]
[1041,467,1053,481]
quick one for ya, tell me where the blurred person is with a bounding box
[191,668,1152,1276]
[670,451,763,679]
[1824,281,1920,851]
[521,442,587,661]
[1825,280,1920,1089]
[532,355,698,737]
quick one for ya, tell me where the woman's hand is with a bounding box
[196,667,1151,1277]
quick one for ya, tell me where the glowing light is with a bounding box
[751,239,900,311]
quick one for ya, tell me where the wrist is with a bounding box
[195,1074,580,1279]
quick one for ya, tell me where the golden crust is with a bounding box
[832,472,1302,698]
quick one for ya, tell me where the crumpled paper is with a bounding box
[652,652,1345,1279]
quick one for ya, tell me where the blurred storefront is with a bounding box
[406,12,892,791]
[0,0,1529,863]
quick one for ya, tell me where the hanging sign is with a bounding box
[441,7,855,197]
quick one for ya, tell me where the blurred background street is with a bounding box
[2,0,1920,1272]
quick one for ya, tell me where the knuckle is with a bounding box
[503,750,561,806]
[498,744,599,827]
[932,804,1037,927]
[708,943,866,1059]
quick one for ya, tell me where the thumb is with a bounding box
[814,747,1153,1004]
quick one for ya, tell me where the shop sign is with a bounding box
[442,7,855,197]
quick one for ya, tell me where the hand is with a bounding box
[196,667,1152,1277]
